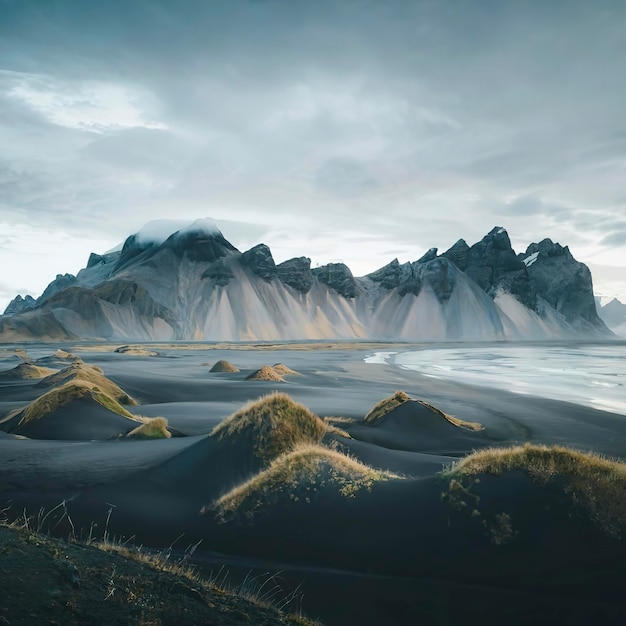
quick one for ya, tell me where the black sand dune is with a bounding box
[0,362,57,380]
[349,396,488,454]
[210,359,240,372]
[245,365,285,381]
[0,391,143,440]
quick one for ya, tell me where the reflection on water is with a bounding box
[366,344,626,415]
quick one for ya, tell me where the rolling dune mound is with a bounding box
[0,381,144,440]
[35,362,138,406]
[0,362,57,380]
[209,360,239,373]
[36,348,83,367]
[245,366,285,382]
[271,363,301,376]
[352,392,485,454]
[444,444,626,538]
[209,443,402,522]
[211,392,327,462]
[126,416,172,439]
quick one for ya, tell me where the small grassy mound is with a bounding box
[126,417,171,439]
[444,444,626,537]
[245,366,285,382]
[210,443,401,520]
[14,381,135,425]
[209,360,240,373]
[36,363,137,406]
[0,363,57,380]
[363,391,411,424]
[272,363,301,376]
[54,348,81,361]
[211,392,327,462]
[417,400,483,431]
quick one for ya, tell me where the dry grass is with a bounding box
[210,443,402,519]
[1,513,319,626]
[417,400,483,431]
[36,363,137,406]
[363,390,411,424]
[11,381,136,426]
[444,443,626,537]
[114,345,157,356]
[209,360,240,373]
[0,363,57,380]
[126,417,171,439]
[211,392,327,462]
[272,363,301,376]
[245,366,285,382]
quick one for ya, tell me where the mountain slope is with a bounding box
[0,220,611,342]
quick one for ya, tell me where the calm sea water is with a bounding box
[365,343,626,415]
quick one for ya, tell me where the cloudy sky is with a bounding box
[1,0,625,310]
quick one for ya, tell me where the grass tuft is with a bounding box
[126,417,171,439]
[363,391,411,424]
[417,400,483,431]
[245,366,285,382]
[211,392,327,462]
[209,360,240,373]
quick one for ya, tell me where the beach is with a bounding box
[1,340,626,624]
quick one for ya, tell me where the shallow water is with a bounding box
[366,342,626,415]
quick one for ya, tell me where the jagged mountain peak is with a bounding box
[0,222,611,341]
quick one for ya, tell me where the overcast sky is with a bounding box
[1,0,625,310]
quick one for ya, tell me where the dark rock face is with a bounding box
[522,239,601,325]
[240,244,276,281]
[201,259,234,286]
[442,239,470,271]
[464,227,536,310]
[114,234,157,272]
[3,295,36,316]
[312,263,359,298]
[39,274,78,304]
[419,257,457,302]
[87,251,120,268]
[415,248,438,264]
[367,259,403,290]
[162,229,238,263]
[276,257,314,294]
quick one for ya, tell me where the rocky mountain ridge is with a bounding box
[1,221,610,342]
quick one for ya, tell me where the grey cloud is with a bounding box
[0,0,625,298]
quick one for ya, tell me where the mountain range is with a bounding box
[0,219,610,342]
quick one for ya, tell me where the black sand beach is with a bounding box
[1,341,626,625]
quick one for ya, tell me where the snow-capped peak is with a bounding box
[134,218,221,245]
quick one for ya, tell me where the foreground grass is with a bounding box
[443,443,626,537]
[0,516,319,625]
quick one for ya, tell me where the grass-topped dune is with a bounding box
[444,443,626,538]
[272,363,301,376]
[209,359,240,373]
[126,416,172,439]
[245,366,285,382]
[364,391,482,431]
[0,362,57,380]
[0,380,148,440]
[35,362,138,406]
[36,348,83,366]
[209,443,402,521]
[211,392,328,463]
